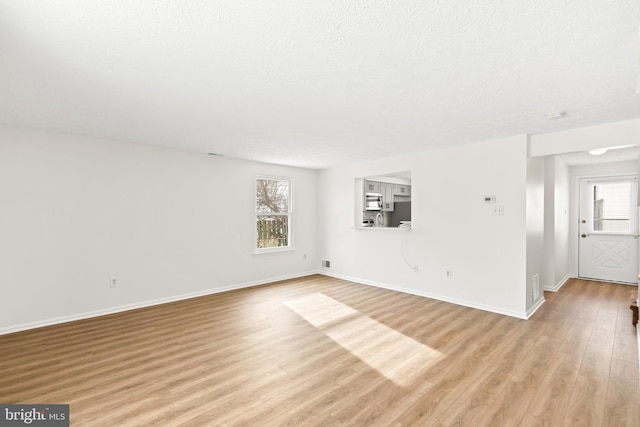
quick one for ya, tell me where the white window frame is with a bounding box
[585,175,638,235]
[254,175,294,255]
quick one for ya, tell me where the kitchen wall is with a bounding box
[0,125,318,333]
[318,135,532,318]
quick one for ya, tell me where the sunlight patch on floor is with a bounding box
[284,293,441,386]
[284,293,358,327]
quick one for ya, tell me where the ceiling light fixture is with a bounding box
[588,148,608,156]
[587,145,634,156]
[546,111,566,120]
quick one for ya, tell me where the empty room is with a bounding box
[1,1,639,426]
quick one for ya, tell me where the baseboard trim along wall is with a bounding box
[544,274,573,293]
[526,297,546,319]
[0,271,318,336]
[320,272,530,320]
[3,269,551,335]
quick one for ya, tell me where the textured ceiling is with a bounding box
[1,1,639,169]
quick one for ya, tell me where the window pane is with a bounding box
[593,182,631,232]
[256,179,289,213]
[256,215,289,248]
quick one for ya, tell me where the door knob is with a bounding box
[581,234,588,238]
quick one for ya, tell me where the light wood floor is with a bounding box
[1,275,638,426]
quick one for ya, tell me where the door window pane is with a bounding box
[593,182,631,232]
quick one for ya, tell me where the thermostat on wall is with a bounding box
[483,196,496,204]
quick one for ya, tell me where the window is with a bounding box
[255,177,292,252]
[592,181,632,233]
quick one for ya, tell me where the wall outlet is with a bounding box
[412,265,419,272]
[109,277,118,288]
[322,260,331,268]
[445,270,452,279]
[493,206,504,216]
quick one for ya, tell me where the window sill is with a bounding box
[254,247,296,256]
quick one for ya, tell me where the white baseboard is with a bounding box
[319,272,529,320]
[526,297,545,319]
[0,271,319,336]
[1,269,553,335]
[544,274,573,292]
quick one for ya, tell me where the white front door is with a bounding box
[578,176,638,284]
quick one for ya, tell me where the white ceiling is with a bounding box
[1,1,639,169]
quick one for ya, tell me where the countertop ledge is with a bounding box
[355,226,411,231]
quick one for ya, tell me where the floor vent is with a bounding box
[532,274,540,302]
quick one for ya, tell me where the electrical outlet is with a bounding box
[109,277,118,288]
[413,265,419,272]
[322,260,331,268]
[445,270,452,279]
[493,206,504,216]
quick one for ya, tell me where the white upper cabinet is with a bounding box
[382,183,394,211]
[393,184,411,196]
[365,180,381,193]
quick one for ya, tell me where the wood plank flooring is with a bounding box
[0,275,638,426]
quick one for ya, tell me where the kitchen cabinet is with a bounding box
[393,184,411,196]
[365,180,381,193]
[381,183,394,211]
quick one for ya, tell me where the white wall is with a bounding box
[543,156,572,290]
[318,135,530,318]
[543,157,556,289]
[0,125,318,333]
[526,151,545,312]
[553,158,571,286]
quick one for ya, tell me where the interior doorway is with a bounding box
[578,175,638,284]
